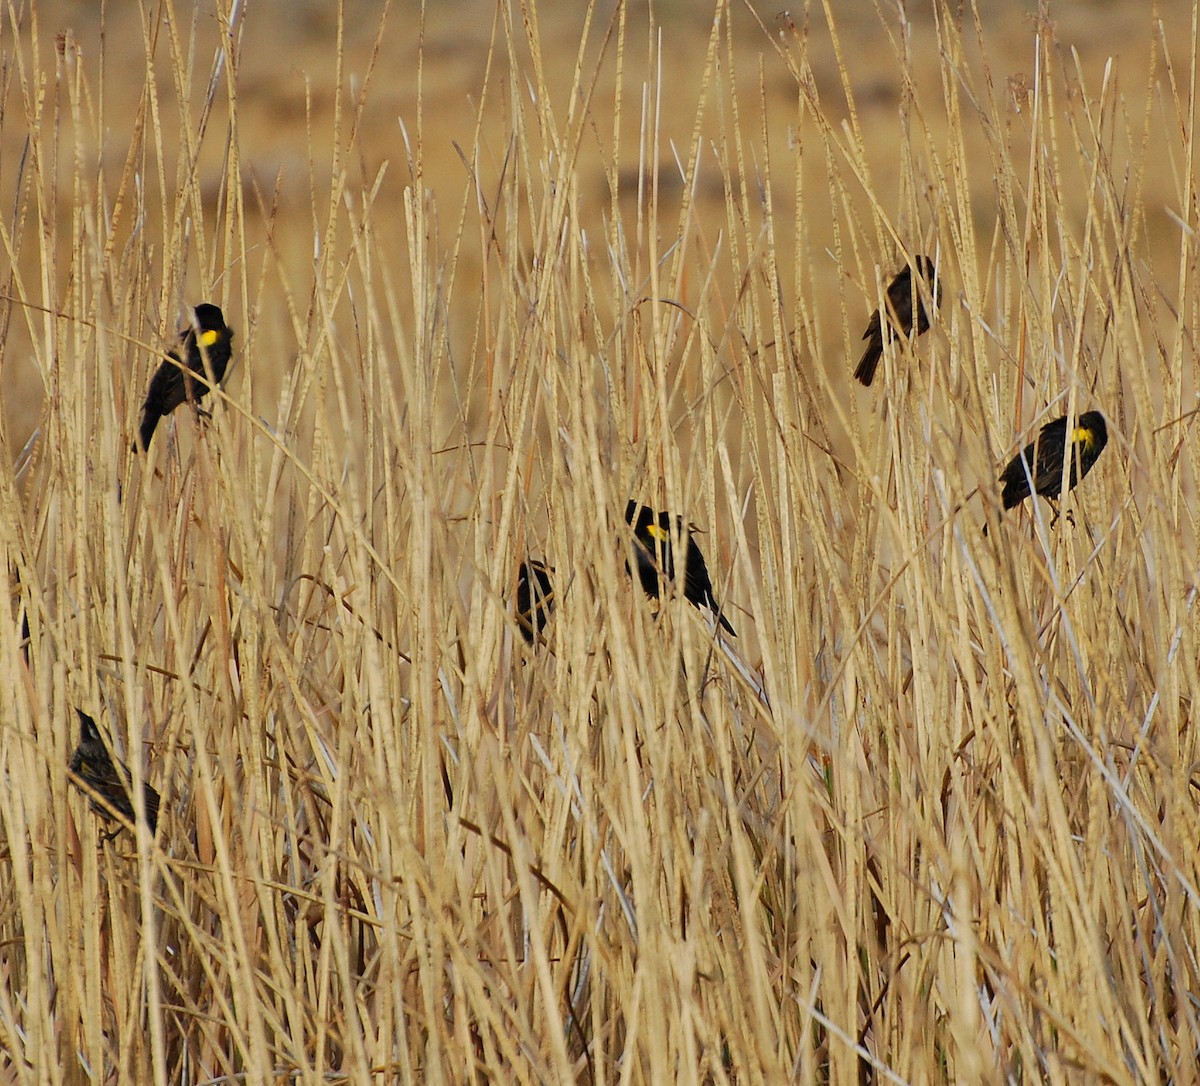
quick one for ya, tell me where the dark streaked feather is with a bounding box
[854,255,940,387]
[69,709,160,837]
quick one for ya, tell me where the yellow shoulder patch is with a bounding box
[199,328,222,348]
[1072,426,1094,448]
[646,524,670,541]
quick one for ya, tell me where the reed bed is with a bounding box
[1,1,1199,1082]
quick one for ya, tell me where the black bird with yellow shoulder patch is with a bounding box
[516,559,555,645]
[69,709,160,839]
[998,410,1108,513]
[135,303,233,451]
[625,500,736,637]
[854,255,940,387]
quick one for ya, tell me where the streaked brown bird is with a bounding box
[516,559,555,645]
[997,411,1108,513]
[135,302,234,451]
[68,709,160,839]
[854,255,940,386]
[625,500,736,637]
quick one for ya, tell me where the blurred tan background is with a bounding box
[4,5,1199,1081]
[2,0,1193,448]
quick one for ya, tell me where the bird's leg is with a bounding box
[185,380,214,424]
[1046,500,1074,528]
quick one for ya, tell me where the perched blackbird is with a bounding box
[854,255,940,387]
[68,709,160,839]
[135,303,234,451]
[998,411,1108,513]
[625,500,736,637]
[516,559,555,645]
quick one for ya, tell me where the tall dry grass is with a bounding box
[1,0,1199,1082]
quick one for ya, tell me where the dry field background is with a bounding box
[2,0,1200,1082]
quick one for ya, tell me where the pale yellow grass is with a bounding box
[1,1,1199,1083]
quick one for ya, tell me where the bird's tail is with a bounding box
[135,411,158,452]
[854,343,882,386]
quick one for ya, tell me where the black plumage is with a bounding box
[998,411,1108,511]
[854,255,940,387]
[516,559,555,645]
[624,501,736,637]
[135,303,234,451]
[68,709,160,838]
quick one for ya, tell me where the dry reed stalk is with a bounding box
[0,1,1197,1083]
